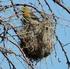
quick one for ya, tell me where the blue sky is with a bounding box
[0,0,70,69]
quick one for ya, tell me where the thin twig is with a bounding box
[53,0,70,14]
[55,35,70,69]
[44,0,53,13]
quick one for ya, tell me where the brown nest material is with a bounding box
[17,14,56,61]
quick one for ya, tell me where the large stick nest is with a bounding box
[17,14,56,61]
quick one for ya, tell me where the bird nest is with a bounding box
[17,14,56,61]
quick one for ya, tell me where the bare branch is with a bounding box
[55,35,70,69]
[53,0,70,14]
